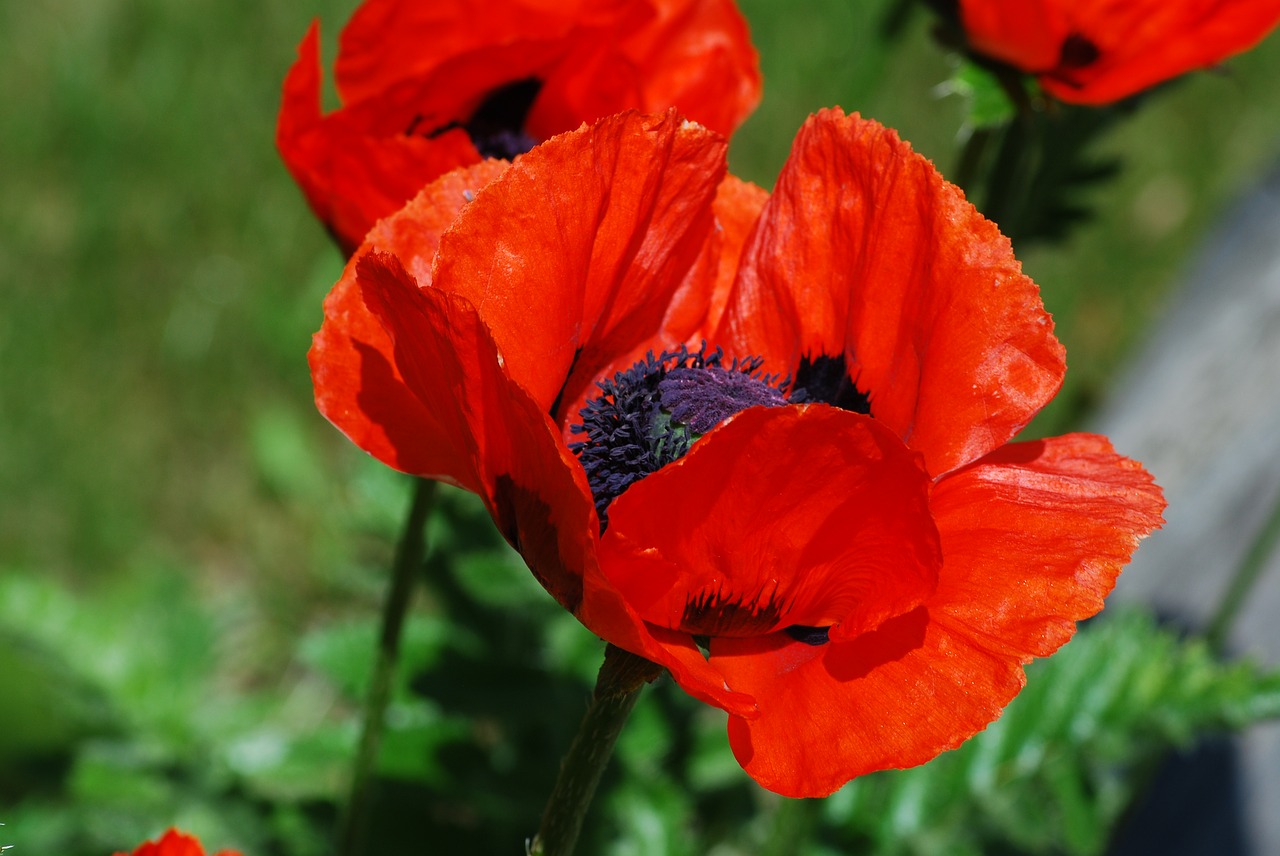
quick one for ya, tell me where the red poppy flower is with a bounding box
[115,829,241,856]
[309,108,1165,797]
[277,0,761,254]
[956,0,1280,104]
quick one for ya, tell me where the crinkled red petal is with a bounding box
[693,175,768,343]
[355,251,597,612]
[430,110,726,423]
[959,0,1280,105]
[276,24,481,254]
[578,571,760,717]
[714,610,1021,797]
[310,161,509,482]
[554,173,767,448]
[616,0,761,136]
[711,433,1164,798]
[333,0,607,104]
[1042,0,1280,104]
[958,0,1065,71]
[335,0,758,137]
[600,405,940,639]
[721,109,1065,478]
[929,432,1166,658]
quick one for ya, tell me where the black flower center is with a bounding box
[412,77,543,160]
[570,344,789,529]
[464,77,542,159]
[573,347,873,649]
[788,353,871,414]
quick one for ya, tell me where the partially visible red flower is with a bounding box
[956,0,1280,104]
[115,829,241,856]
[309,108,1165,796]
[278,0,760,254]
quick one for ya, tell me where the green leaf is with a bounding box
[944,59,1016,130]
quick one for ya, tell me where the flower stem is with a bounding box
[528,645,662,856]
[1206,490,1280,653]
[338,476,438,856]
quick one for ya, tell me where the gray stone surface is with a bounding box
[1093,160,1280,855]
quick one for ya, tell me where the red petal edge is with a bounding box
[713,433,1163,797]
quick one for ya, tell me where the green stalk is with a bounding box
[338,476,439,856]
[528,645,662,856]
[1206,491,1280,653]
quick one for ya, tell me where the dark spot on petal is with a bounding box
[1059,33,1101,70]
[789,353,871,414]
[681,582,788,637]
[784,625,831,646]
[493,474,582,613]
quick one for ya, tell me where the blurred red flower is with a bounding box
[277,0,760,254]
[115,829,240,856]
[309,108,1165,797]
[957,0,1280,103]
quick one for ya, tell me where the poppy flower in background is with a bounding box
[277,0,761,254]
[309,108,1165,797]
[115,829,241,856]
[954,0,1280,104]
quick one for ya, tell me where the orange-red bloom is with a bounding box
[309,108,1165,797]
[956,0,1280,104]
[115,829,241,856]
[278,0,760,254]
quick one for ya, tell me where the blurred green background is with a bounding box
[4,0,1280,853]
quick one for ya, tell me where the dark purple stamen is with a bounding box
[570,344,789,529]
[659,366,788,434]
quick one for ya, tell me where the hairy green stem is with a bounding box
[529,645,662,856]
[338,476,438,856]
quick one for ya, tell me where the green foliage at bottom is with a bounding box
[5,489,1279,856]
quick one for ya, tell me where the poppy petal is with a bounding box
[713,608,1023,797]
[118,829,242,856]
[346,247,771,702]
[622,0,762,135]
[695,174,768,342]
[929,432,1166,658]
[276,24,482,254]
[722,109,1065,477]
[709,432,1163,797]
[310,161,509,481]
[355,251,597,611]
[578,570,761,717]
[430,109,727,422]
[959,0,1066,71]
[553,173,769,446]
[599,405,940,640]
[1042,0,1280,104]
[333,0,616,105]
[958,0,1280,105]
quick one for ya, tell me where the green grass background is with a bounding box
[3,0,1280,851]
